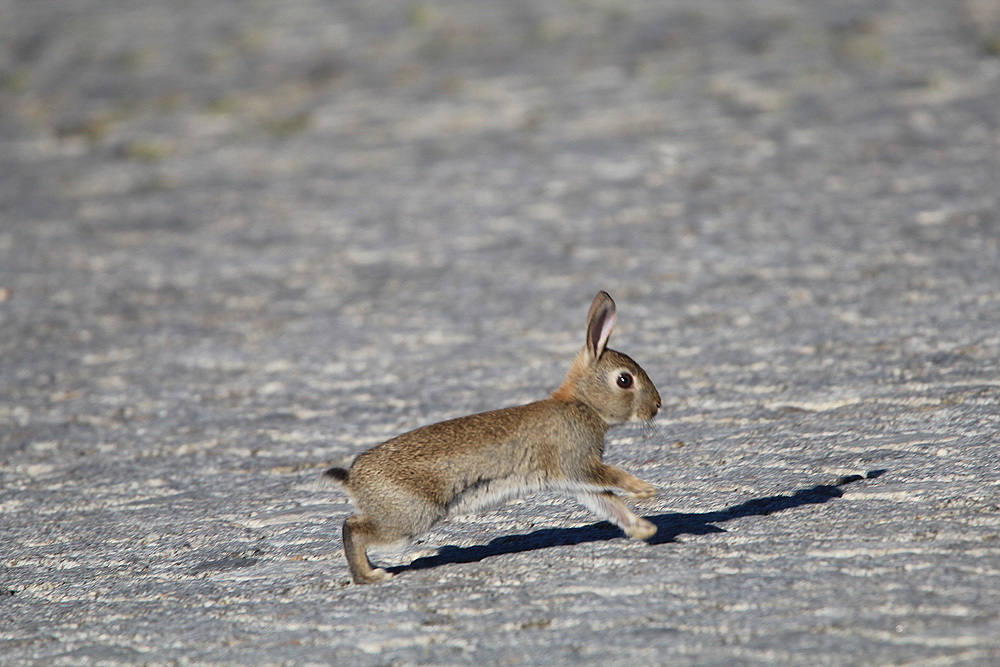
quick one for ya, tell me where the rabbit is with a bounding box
[326,291,661,584]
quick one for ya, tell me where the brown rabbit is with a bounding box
[327,291,661,584]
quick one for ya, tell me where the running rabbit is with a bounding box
[327,291,661,583]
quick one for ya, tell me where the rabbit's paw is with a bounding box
[627,484,657,501]
[625,518,657,541]
[355,568,394,585]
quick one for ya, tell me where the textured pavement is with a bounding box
[2,1,1000,665]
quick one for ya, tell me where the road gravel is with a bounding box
[2,1,999,665]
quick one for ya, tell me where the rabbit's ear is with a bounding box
[585,291,617,362]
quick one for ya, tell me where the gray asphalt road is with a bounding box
[2,1,999,665]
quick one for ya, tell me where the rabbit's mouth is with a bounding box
[637,395,661,421]
[629,405,658,422]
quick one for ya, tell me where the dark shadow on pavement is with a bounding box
[389,470,886,576]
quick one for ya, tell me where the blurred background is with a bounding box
[3,0,999,442]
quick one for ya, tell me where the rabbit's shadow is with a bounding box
[389,470,886,576]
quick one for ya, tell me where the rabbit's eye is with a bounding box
[616,372,634,389]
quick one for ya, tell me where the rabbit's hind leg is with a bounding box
[342,515,395,584]
[575,490,656,541]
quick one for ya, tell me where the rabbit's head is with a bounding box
[554,292,661,425]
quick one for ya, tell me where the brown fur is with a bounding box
[328,291,662,584]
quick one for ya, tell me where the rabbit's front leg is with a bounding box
[576,490,657,540]
[586,462,657,501]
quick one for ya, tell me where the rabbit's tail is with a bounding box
[325,467,350,484]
